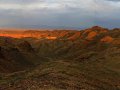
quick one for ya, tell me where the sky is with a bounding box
[0,0,120,29]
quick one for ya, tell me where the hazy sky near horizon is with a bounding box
[0,0,120,29]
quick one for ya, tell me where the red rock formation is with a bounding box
[101,36,113,43]
[86,31,97,40]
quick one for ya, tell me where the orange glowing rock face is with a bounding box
[46,37,57,40]
[0,33,57,39]
[0,30,58,39]
[86,31,97,40]
[101,36,114,43]
[0,33,29,38]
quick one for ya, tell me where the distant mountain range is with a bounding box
[0,26,120,90]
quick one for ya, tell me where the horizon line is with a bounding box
[0,26,119,31]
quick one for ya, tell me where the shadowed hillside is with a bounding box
[0,26,120,90]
